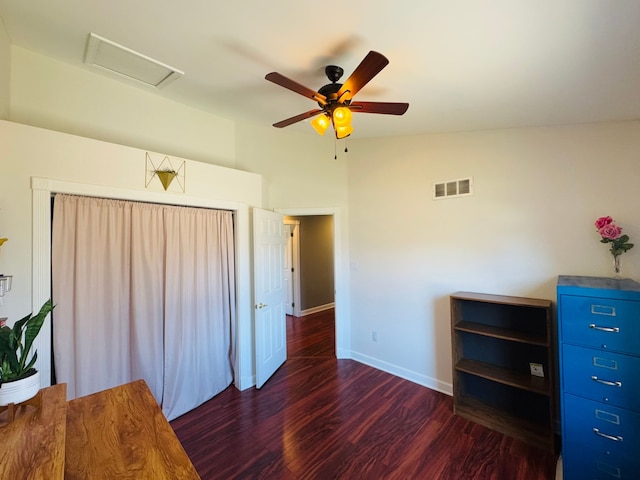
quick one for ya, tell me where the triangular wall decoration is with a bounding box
[145,153,186,192]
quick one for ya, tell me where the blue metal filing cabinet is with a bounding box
[557,275,640,480]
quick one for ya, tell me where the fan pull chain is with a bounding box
[333,138,350,160]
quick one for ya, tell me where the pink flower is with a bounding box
[594,216,613,230]
[595,216,634,258]
[0,318,5,328]
[599,223,622,240]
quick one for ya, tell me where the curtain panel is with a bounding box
[52,194,236,420]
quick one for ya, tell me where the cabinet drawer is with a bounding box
[563,443,640,480]
[562,344,640,411]
[563,394,640,479]
[560,294,640,356]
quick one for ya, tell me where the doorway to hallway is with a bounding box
[277,207,342,359]
[283,215,334,318]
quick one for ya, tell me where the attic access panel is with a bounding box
[84,33,183,88]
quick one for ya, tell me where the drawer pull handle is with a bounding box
[591,376,622,387]
[593,427,623,442]
[588,324,619,333]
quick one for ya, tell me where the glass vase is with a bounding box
[613,255,622,278]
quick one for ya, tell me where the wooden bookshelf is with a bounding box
[450,292,556,452]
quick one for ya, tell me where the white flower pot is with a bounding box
[0,371,41,406]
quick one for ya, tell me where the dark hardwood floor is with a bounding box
[171,309,559,479]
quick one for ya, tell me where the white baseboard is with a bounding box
[299,302,335,317]
[348,351,453,396]
[336,348,350,359]
[235,374,254,391]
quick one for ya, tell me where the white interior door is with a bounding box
[253,208,287,388]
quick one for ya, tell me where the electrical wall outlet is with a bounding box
[529,363,544,377]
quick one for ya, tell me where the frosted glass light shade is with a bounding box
[310,114,330,135]
[332,107,352,127]
[335,124,354,139]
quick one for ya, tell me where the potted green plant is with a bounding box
[0,299,54,405]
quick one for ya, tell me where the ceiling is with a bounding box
[1,0,639,139]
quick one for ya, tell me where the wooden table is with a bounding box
[0,383,67,480]
[65,379,200,479]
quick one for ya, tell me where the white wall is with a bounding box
[0,17,9,118]
[10,47,236,167]
[347,121,640,394]
[0,119,262,390]
[236,122,349,208]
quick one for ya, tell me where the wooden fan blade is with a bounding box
[273,109,324,128]
[265,72,327,106]
[337,51,389,101]
[350,101,409,115]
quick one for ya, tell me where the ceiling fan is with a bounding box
[265,51,409,139]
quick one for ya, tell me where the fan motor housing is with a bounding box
[317,65,347,107]
[318,82,343,103]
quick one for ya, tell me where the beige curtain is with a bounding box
[52,194,235,420]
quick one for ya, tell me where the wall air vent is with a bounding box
[433,177,473,200]
[84,33,184,88]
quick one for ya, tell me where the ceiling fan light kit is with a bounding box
[309,107,353,138]
[265,51,409,140]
